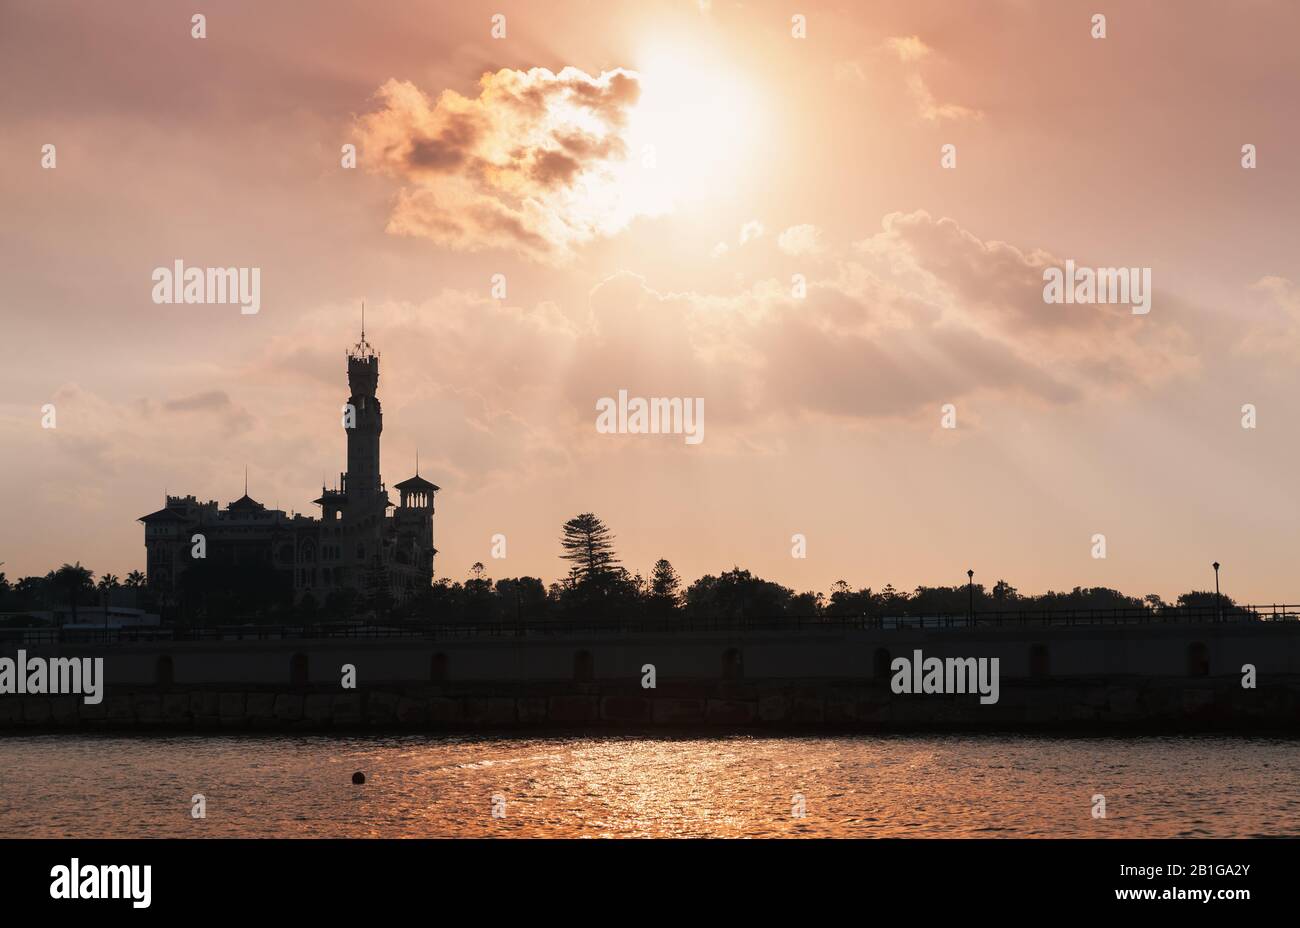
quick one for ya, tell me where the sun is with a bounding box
[615,41,766,214]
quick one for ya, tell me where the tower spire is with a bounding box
[244,465,248,496]
[350,301,376,358]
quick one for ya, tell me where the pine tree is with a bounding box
[649,558,682,611]
[559,513,620,585]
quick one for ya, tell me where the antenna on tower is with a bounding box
[350,300,376,358]
[244,465,249,496]
[416,448,420,477]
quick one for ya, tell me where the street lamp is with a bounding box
[1212,562,1221,622]
[967,569,975,625]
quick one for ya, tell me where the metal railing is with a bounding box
[3,603,1296,645]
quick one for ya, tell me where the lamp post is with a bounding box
[967,569,975,625]
[1212,562,1221,623]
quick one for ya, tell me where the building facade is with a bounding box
[139,329,436,607]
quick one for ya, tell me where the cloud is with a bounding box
[11,214,1199,528]
[357,67,643,262]
[1238,276,1300,357]
[881,35,983,124]
[160,390,254,435]
[778,224,825,256]
[739,220,765,245]
[163,390,232,413]
[906,73,983,124]
[885,35,931,63]
[552,212,1198,435]
[855,211,1196,388]
[550,212,1196,438]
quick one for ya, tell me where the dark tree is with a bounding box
[877,583,908,614]
[648,558,683,617]
[790,590,824,616]
[464,562,494,622]
[14,576,46,611]
[910,584,986,615]
[1175,590,1235,609]
[685,567,796,621]
[559,513,621,585]
[1032,586,1144,612]
[424,578,464,622]
[991,579,1018,602]
[52,562,94,625]
[1175,590,1248,618]
[494,577,549,623]
[825,580,874,616]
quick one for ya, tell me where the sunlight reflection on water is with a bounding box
[2,733,1297,838]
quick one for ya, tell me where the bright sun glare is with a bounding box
[512,44,765,247]
[618,43,765,214]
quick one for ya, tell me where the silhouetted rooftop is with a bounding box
[394,474,439,492]
[227,494,265,512]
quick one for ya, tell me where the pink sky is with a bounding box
[2,0,1298,602]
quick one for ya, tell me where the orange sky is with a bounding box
[2,0,1298,602]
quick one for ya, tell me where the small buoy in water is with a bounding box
[352,771,365,785]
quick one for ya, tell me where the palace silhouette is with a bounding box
[138,325,436,607]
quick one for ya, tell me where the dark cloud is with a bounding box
[406,111,482,173]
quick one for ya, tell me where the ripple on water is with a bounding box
[0,733,1298,837]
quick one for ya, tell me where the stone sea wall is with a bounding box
[3,676,1299,732]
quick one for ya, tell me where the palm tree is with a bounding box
[53,563,94,626]
[124,570,147,590]
[97,574,120,627]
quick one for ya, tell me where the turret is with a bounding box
[344,311,383,503]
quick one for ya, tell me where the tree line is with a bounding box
[0,564,150,627]
[0,513,1243,626]
[399,513,1244,624]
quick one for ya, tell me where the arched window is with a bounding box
[574,649,595,683]
[722,648,744,680]
[1187,641,1210,677]
[873,647,892,681]
[431,652,448,683]
[290,652,309,687]
[1029,643,1050,678]
[155,654,174,688]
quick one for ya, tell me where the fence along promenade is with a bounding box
[6,603,1297,646]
